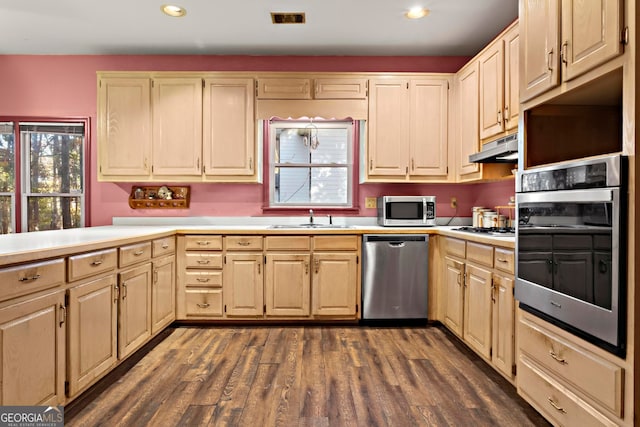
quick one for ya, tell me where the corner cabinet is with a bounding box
[441,236,516,382]
[203,78,255,179]
[367,77,450,182]
[519,0,624,102]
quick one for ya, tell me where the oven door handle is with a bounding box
[517,188,614,204]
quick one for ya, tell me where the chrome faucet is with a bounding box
[309,209,314,224]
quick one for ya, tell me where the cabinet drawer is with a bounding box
[226,236,263,251]
[518,357,618,427]
[265,236,310,251]
[445,237,466,258]
[313,235,358,251]
[119,242,152,267]
[68,248,118,282]
[0,259,65,301]
[185,289,223,317]
[185,253,223,269]
[494,247,514,274]
[184,236,222,251]
[519,316,623,416]
[152,237,175,257]
[466,242,493,267]
[184,271,222,288]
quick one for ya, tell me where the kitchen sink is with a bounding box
[268,224,354,229]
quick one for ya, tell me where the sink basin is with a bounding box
[268,224,354,229]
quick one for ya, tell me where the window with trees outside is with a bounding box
[0,120,87,234]
[268,120,354,208]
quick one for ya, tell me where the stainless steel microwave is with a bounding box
[377,196,436,227]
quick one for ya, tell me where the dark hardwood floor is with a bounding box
[66,324,550,426]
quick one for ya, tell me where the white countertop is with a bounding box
[0,218,514,266]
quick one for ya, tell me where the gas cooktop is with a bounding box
[453,226,516,237]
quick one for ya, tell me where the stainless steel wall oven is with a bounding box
[515,155,626,356]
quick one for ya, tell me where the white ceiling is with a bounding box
[0,0,518,56]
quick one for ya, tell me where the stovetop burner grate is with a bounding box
[453,226,516,236]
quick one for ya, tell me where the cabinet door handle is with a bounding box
[305,262,309,275]
[504,105,510,122]
[497,109,502,125]
[369,159,373,170]
[547,49,554,71]
[197,302,210,308]
[19,274,41,282]
[549,350,567,365]
[122,283,127,299]
[411,158,415,171]
[249,157,253,170]
[59,304,67,328]
[257,262,261,275]
[154,270,158,284]
[114,285,119,303]
[491,283,496,303]
[314,258,319,274]
[547,397,566,414]
[561,41,568,65]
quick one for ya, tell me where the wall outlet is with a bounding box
[365,197,377,209]
[450,197,457,209]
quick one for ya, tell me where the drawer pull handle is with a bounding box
[197,303,210,308]
[19,274,41,282]
[547,397,566,414]
[59,304,67,328]
[196,277,210,283]
[497,258,508,263]
[134,250,144,256]
[162,243,169,249]
[91,260,103,266]
[549,350,567,364]
[238,241,251,246]
[197,241,210,246]
[197,259,210,265]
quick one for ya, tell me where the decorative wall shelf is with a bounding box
[128,186,190,209]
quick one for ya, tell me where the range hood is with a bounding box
[469,133,518,163]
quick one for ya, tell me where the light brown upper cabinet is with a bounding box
[256,78,312,99]
[455,62,482,180]
[98,76,152,178]
[313,78,368,99]
[479,22,519,140]
[256,77,367,100]
[151,77,203,176]
[202,78,255,179]
[367,77,450,182]
[520,0,623,102]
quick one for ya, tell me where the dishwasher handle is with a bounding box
[364,235,428,243]
[387,241,406,248]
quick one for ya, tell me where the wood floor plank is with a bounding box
[66,325,551,427]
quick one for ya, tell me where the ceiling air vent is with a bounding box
[271,12,306,24]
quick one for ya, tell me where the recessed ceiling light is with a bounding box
[161,4,186,17]
[406,7,429,19]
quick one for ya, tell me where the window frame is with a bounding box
[262,118,360,213]
[0,122,16,233]
[0,116,91,233]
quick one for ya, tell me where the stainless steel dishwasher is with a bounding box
[362,234,429,320]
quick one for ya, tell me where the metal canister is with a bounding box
[482,211,497,228]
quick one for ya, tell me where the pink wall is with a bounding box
[0,55,514,225]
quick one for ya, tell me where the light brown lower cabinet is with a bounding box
[67,275,118,397]
[441,237,515,381]
[223,253,264,316]
[0,290,66,405]
[151,254,175,334]
[312,252,358,316]
[265,253,311,317]
[118,263,152,359]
